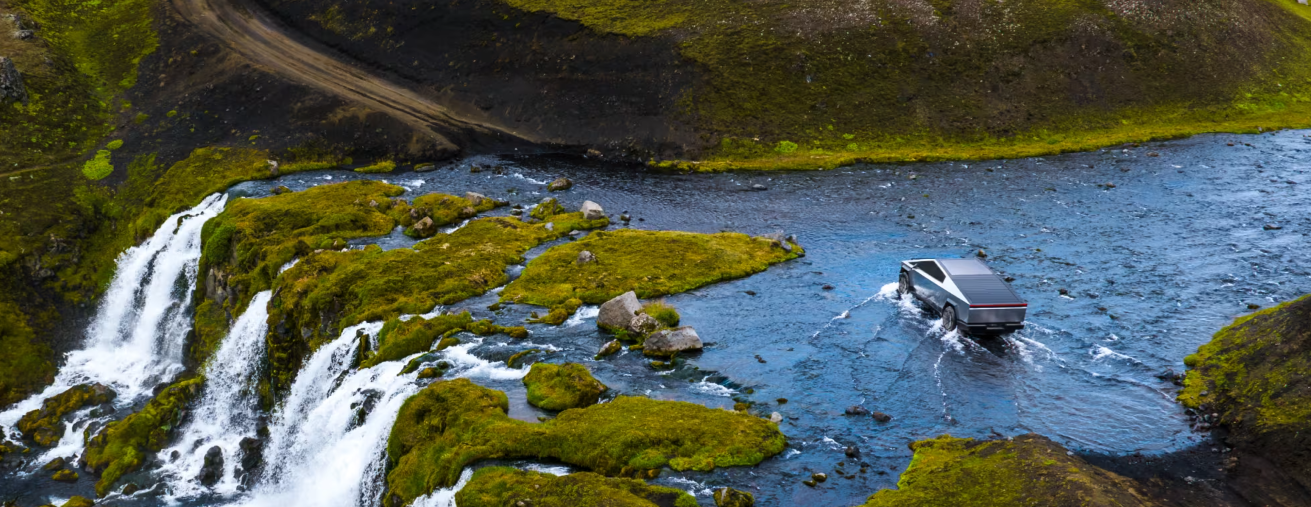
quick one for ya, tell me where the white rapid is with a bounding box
[227,322,525,507]
[157,290,272,500]
[0,193,228,432]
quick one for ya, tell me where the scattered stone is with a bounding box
[595,339,621,359]
[755,354,767,363]
[586,148,603,158]
[1058,288,1069,296]
[745,290,757,296]
[713,487,755,507]
[872,411,892,423]
[271,185,291,195]
[543,222,555,232]
[469,165,483,173]
[580,200,605,220]
[770,412,783,423]
[1264,224,1282,230]
[576,250,596,265]
[1104,182,1117,188]
[643,327,703,357]
[42,457,65,471]
[803,479,817,487]
[845,446,861,458]
[620,213,631,222]
[597,291,642,332]
[822,284,834,290]
[465,192,488,206]
[0,56,29,105]
[1247,303,1261,310]
[51,469,78,482]
[751,184,767,191]
[776,398,788,404]
[845,405,870,416]
[629,313,660,335]
[548,177,573,191]
[198,445,224,486]
[411,216,436,237]
[976,249,987,259]
[1147,152,1160,157]
[812,472,828,483]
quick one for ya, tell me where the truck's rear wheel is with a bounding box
[942,305,958,332]
[898,273,912,296]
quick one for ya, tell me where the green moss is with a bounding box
[523,362,608,411]
[383,378,786,506]
[1177,294,1311,483]
[81,150,113,180]
[0,301,55,407]
[501,230,800,316]
[60,496,95,507]
[861,434,1160,506]
[402,193,502,238]
[82,376,203,497]
[640,301,680,328]
[16,383,115,447]
[503,0,1311,171]
[454,467,697,507]
[51,468,79,482]
[363,313,474,368]
[528,198,566,220]
[354,159,397,173]
[265,213,608,396]
[105,139,123,150]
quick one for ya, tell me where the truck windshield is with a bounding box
[914,261,946,281]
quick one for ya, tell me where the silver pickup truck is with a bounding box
[898,258,1027,335]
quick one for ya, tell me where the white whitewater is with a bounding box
[227,324,525,507]
[157,290,272,500]
[0,193,228,432]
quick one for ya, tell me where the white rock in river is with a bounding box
[643,326,702,357]
[581,200,604,220]
[597,291,641,331]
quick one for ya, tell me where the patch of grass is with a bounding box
[82,376,203,497]
[16,383,114,447]
[402,193,501,238]
[384,378,785,507]
[354,159,397,173]
[640,301,679,328]
[523,362,608,411]
[500,230,801,317]
[861,434,1161,506]
[455,467,697,507]
[265,213,607,397]
[81,150,113,180]
[0,300,54,408]
[362,313,472,368]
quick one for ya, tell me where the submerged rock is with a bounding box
[859,434,1160,506]
[523,362,608,411]
[714,487,755,507]
[871,411,892,423]
[594,339,621,359]
[642,327,703,357]
[845,405,870,416]
[547,177,573,191]
[580,200,605,221]
[197,445,224,486]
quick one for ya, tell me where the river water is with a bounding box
[3,130,1309,506]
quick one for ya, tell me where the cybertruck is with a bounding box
[898,258,1026,335]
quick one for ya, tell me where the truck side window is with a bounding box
[915,261,946,282]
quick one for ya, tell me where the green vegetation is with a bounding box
[523,362,608,411]
[266,213,607,396]
[81,150,113,180]
[361,312,527,369]
[61,496,95,507]
[0,301,54,407]
[1178,294,1311,486]
[640,301,679,328]
[402,193,501,238]
[501,230,801,317]
[83,376,203,497]
[861,434,1159,506]
[354,159,397,173]
[455,467,697,507]
[16,383,115,447]
[384,379,785,506]
[503,0,1311,170]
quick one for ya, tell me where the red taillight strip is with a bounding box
[970,304,1028,308]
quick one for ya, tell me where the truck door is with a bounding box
[913,261,949,310]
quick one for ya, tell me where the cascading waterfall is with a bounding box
[0,193,228,436]
[157,290,272,500]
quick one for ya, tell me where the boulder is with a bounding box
[629,313,660,335]
[411,216,436,237]
[845,405,870,416]
[465,192,488,206]
[237,437,263,482]
[523,362,608,411]
[18,383,117,447]
[51,469,78,482]
[872,411,892,423]
[0,56,28,105]
[770,412,783,423]
[197,446,224,486]
[597,291,641,332]
[580,200,605,220]
[548,177,573,191]
[577,250,596,265]
[714,487,755,507]
[642,327,703,357]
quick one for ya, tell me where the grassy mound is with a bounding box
[16,383,114,447]
[523,362,608,411]
[362,313,527,368]
[500,229,801,314]
[82,377,203,497]
[1178,294,1311,490]
[454,467,697,507]
[265,213,606,396]
[383,378,785,506]
[861,434,1159,507]
[504,0,1311,170]
[402,193,501,238]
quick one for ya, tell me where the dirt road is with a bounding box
[170,0,534,154]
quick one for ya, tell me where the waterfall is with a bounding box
[157,290,272,500]
[0,193,228,432]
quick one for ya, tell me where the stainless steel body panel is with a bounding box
[899,258,1027,335]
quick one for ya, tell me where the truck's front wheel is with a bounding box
[942,305,958,332]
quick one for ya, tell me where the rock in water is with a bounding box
[51,469,78,482]
[61,496,94,507]
[548,177,573,191]
[595,339,621,359]
[238,436,263,484]
[411,216,436,237]
[576,250,596,265]
[465,192,488,206]
[121,482,141,495]
[629,313,660,335]
[597,291,642,331]
[198,446,225,486]
[872,411,892,423]
[770,412,783,423]
[0,57,28,105]
[581,200,605,220]
[643,327,703,357]
[845,405,870,416]
[714,487,755,507]
[271,185,292,195]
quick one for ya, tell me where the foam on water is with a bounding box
[689,377,737,397]
[564,306,599,327]
[157,290,272,500]
[0,193,227,433]
[410,468,473,507]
